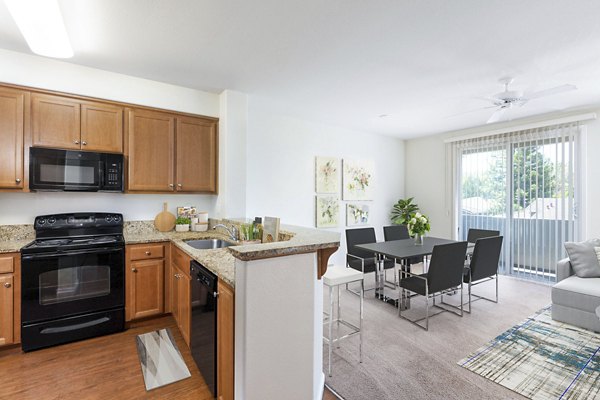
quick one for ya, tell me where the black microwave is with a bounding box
[29,147,124,192]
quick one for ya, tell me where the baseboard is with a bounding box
[316,372,325,400]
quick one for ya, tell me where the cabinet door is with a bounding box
[127,259,164,321]
[32,94,80,149]
[127,109,175,192]
[171,265,180,323]
[0,88,25,188]
[177,270,191,347]
[217,280,234,400]
[81,102,123,153]
[0,275,14,346]
[176,117,218,193]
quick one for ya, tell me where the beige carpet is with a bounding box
[323,269,551,400]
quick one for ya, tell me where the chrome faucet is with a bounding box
[213,224,238,241]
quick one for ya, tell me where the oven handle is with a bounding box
[22,246,124,260]
[40,316,111,334]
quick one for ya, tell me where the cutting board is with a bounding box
[154,202,176,232]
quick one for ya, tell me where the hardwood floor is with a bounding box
[0,316,213,400]
[324,387,341,399]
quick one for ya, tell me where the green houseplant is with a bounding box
[175,216,191,232]
[390,197,420,225]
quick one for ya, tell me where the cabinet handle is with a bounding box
[4,282,10,288]
[82,141,87,145]
[145,251,151,255]
[131,268,137,272]
[177,183,182,188]
[169,184,174,188]
[15,178,21,183]
[74,140,80,144]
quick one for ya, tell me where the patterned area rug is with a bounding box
[136,328,191,391]
[459,306,600,400]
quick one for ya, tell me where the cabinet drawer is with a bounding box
[0,256,14,273]
[129,244,165,261]
[171,245,191,278]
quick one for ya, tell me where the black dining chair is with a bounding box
[467,228,500,244]
[398,241,468,330]
[383,225,410,241]
[383,225,423,265]
[346,228,395,295]
[463,235,503,313]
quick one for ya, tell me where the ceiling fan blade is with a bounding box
[526,84,577,100]
[487,108,506,124]
[446,105,497,118]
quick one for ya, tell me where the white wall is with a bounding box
[405,108,600,240]
[0,49,237,224]
[246,98,406,265]
[217,90,248,218]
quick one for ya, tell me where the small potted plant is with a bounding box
[175,216,191,232]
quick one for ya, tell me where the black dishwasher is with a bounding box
[190,260,218,397]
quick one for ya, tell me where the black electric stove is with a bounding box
[21,213,125,352]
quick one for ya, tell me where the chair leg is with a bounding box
[460,282,464,317]
[328,285,333,377]
[398,287,402,317]
[337,285,341,349]
[495,274,499,303]
[468,280,472,314]
[359,278,364,363]
[425,293,429,331]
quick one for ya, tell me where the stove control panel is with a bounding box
[34,213,124,230]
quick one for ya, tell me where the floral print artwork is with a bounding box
[315,156,340,193]
[346,203,370,226]
[343,159,374,200]
[315,195,339,228]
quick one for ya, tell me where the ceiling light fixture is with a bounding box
[4,0,73,58]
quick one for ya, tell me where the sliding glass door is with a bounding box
[456,124,580,283]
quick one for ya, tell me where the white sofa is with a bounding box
[552,258,600,332]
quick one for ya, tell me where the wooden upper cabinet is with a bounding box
[81,102,123,153]
[127,109,175,192]
[0,88,26,189]
[32,93,80,149]
[176,117,218,193]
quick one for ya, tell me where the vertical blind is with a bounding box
[451,122,581,283]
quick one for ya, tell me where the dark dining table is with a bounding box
[356,236,458,306]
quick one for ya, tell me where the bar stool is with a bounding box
[323,265,364,377]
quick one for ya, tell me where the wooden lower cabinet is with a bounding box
[0,274,14,346]
[170,244,192,347]
[0,253,20,346]
[173,264,191,346]
[217,280,235,400]
[127,259,164,320]
[125,243,168,322]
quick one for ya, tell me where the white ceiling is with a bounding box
[1,0,600,138]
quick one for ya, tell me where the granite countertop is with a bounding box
[0,224,34,254]
[227,224,341,261]
[0,220,341,288]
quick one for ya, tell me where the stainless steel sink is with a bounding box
[184,239,234,250]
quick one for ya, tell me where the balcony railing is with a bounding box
[461,214,573,283]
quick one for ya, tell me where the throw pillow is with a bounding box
[564,239,600,278]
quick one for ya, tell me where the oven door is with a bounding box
[29,147,102,191]
[21,247,125,324]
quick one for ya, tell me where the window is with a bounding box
[452,123,581,283]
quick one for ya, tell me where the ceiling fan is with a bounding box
[476,77,577,123]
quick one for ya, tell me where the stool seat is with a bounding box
[324,265,364,286]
